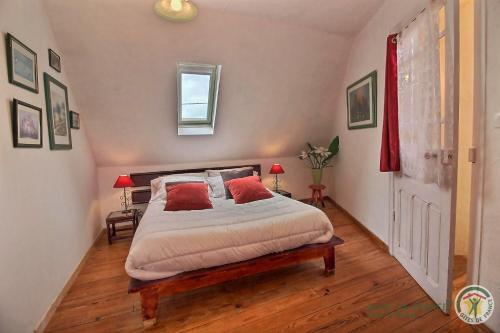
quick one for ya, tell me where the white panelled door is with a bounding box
[391,0,459,313]
[393,177,454,312]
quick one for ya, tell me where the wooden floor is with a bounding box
[46,202,482,332]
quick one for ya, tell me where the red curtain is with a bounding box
[380,34,400,172]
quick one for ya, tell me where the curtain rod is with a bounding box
[392,7,426,43]
[404,8,427,31]
[399,7,426,33]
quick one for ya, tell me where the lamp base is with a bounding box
[120,188,133,213]
[273,174,281,192]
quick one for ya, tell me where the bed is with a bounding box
[126,165,344,328]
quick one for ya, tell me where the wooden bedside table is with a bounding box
[106,209,139,245]
[274,189,292,198]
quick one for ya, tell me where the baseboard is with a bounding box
[35,228,105,333]
[325,197,389,253]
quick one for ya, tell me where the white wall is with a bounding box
[0,1,101,332]
[479,0,500,330]
[329,0,426,243]
[97,156,333,223]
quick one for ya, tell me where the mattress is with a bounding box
[125,193,334,281]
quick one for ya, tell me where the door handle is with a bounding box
[424,152,438,160]
[424,151,454,165]
[441,150,453,165]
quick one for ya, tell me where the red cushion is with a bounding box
[165,183,213,211]
[220,168,254,199]
[224,176,273,204]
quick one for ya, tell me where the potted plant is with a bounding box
[298,136,339,185]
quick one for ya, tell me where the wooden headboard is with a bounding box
[130,164,262,205]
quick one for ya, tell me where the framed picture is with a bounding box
[70,111,80,129]
[48,49,61,72]
[346,71,377,130]
[12,99,42,148]
[5,33,39,93]
[44,73,72,150]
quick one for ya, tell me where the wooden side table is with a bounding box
[106,209,139,245]
[309,184,326,207]
[274,189,292,198]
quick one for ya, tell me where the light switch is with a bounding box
[495,113,500,128]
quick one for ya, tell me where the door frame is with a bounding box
[467,0,486,285]
[388,0,486,287]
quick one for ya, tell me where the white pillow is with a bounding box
[149,173,207,202]
[206,176,225,198]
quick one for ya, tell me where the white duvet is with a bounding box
[125,193,334,281]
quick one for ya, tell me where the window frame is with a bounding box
[177,62,221,127]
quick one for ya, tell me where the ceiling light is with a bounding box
[154,0,198,23]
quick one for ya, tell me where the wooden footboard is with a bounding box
[128,235,344,328]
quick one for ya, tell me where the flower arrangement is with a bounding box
[299,136,339,184]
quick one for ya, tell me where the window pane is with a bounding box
[182,103,209,119]
[181,73,210,120]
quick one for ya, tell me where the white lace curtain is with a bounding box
[397,0,453,186]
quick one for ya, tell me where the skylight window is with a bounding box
[177,63,221,135]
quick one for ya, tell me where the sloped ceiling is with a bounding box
[42,0,382,167]
[190,0,385,35]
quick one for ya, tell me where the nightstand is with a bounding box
[274,189,292,198]
[106,209,139,245]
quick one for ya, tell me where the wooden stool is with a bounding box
[309,184,326,207]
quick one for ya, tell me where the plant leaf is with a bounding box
[328,136,340,156]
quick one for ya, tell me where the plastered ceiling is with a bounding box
[195,0,386,35]
[42,0,383,166]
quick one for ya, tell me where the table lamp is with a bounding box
[269,163,285,192]
[113,175,135,212]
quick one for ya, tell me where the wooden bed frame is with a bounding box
[127,164,344,328]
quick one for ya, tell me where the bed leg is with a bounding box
[323,247,335,276]
[140,289,159,329]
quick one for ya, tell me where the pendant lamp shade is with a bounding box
[154,0,198,23]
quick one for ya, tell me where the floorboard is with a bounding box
[45,202,479,332]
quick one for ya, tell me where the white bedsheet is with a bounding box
[125,194,334,280]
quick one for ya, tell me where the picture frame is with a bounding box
[70,111,80,129]
[48,48,61,72]
[5,33,39,93]
[44,73,72,150]
[12,99,43,148]
[346,70,377,130]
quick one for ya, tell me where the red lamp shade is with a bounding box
[113,175,135,188]
[269,163,285,174]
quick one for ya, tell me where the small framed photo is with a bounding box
[5,33,39,93]
[346,71,377,130]
[12,99,43,148]
[48,49,61,72]
[70,111,80,129]
[44,73,72,150]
